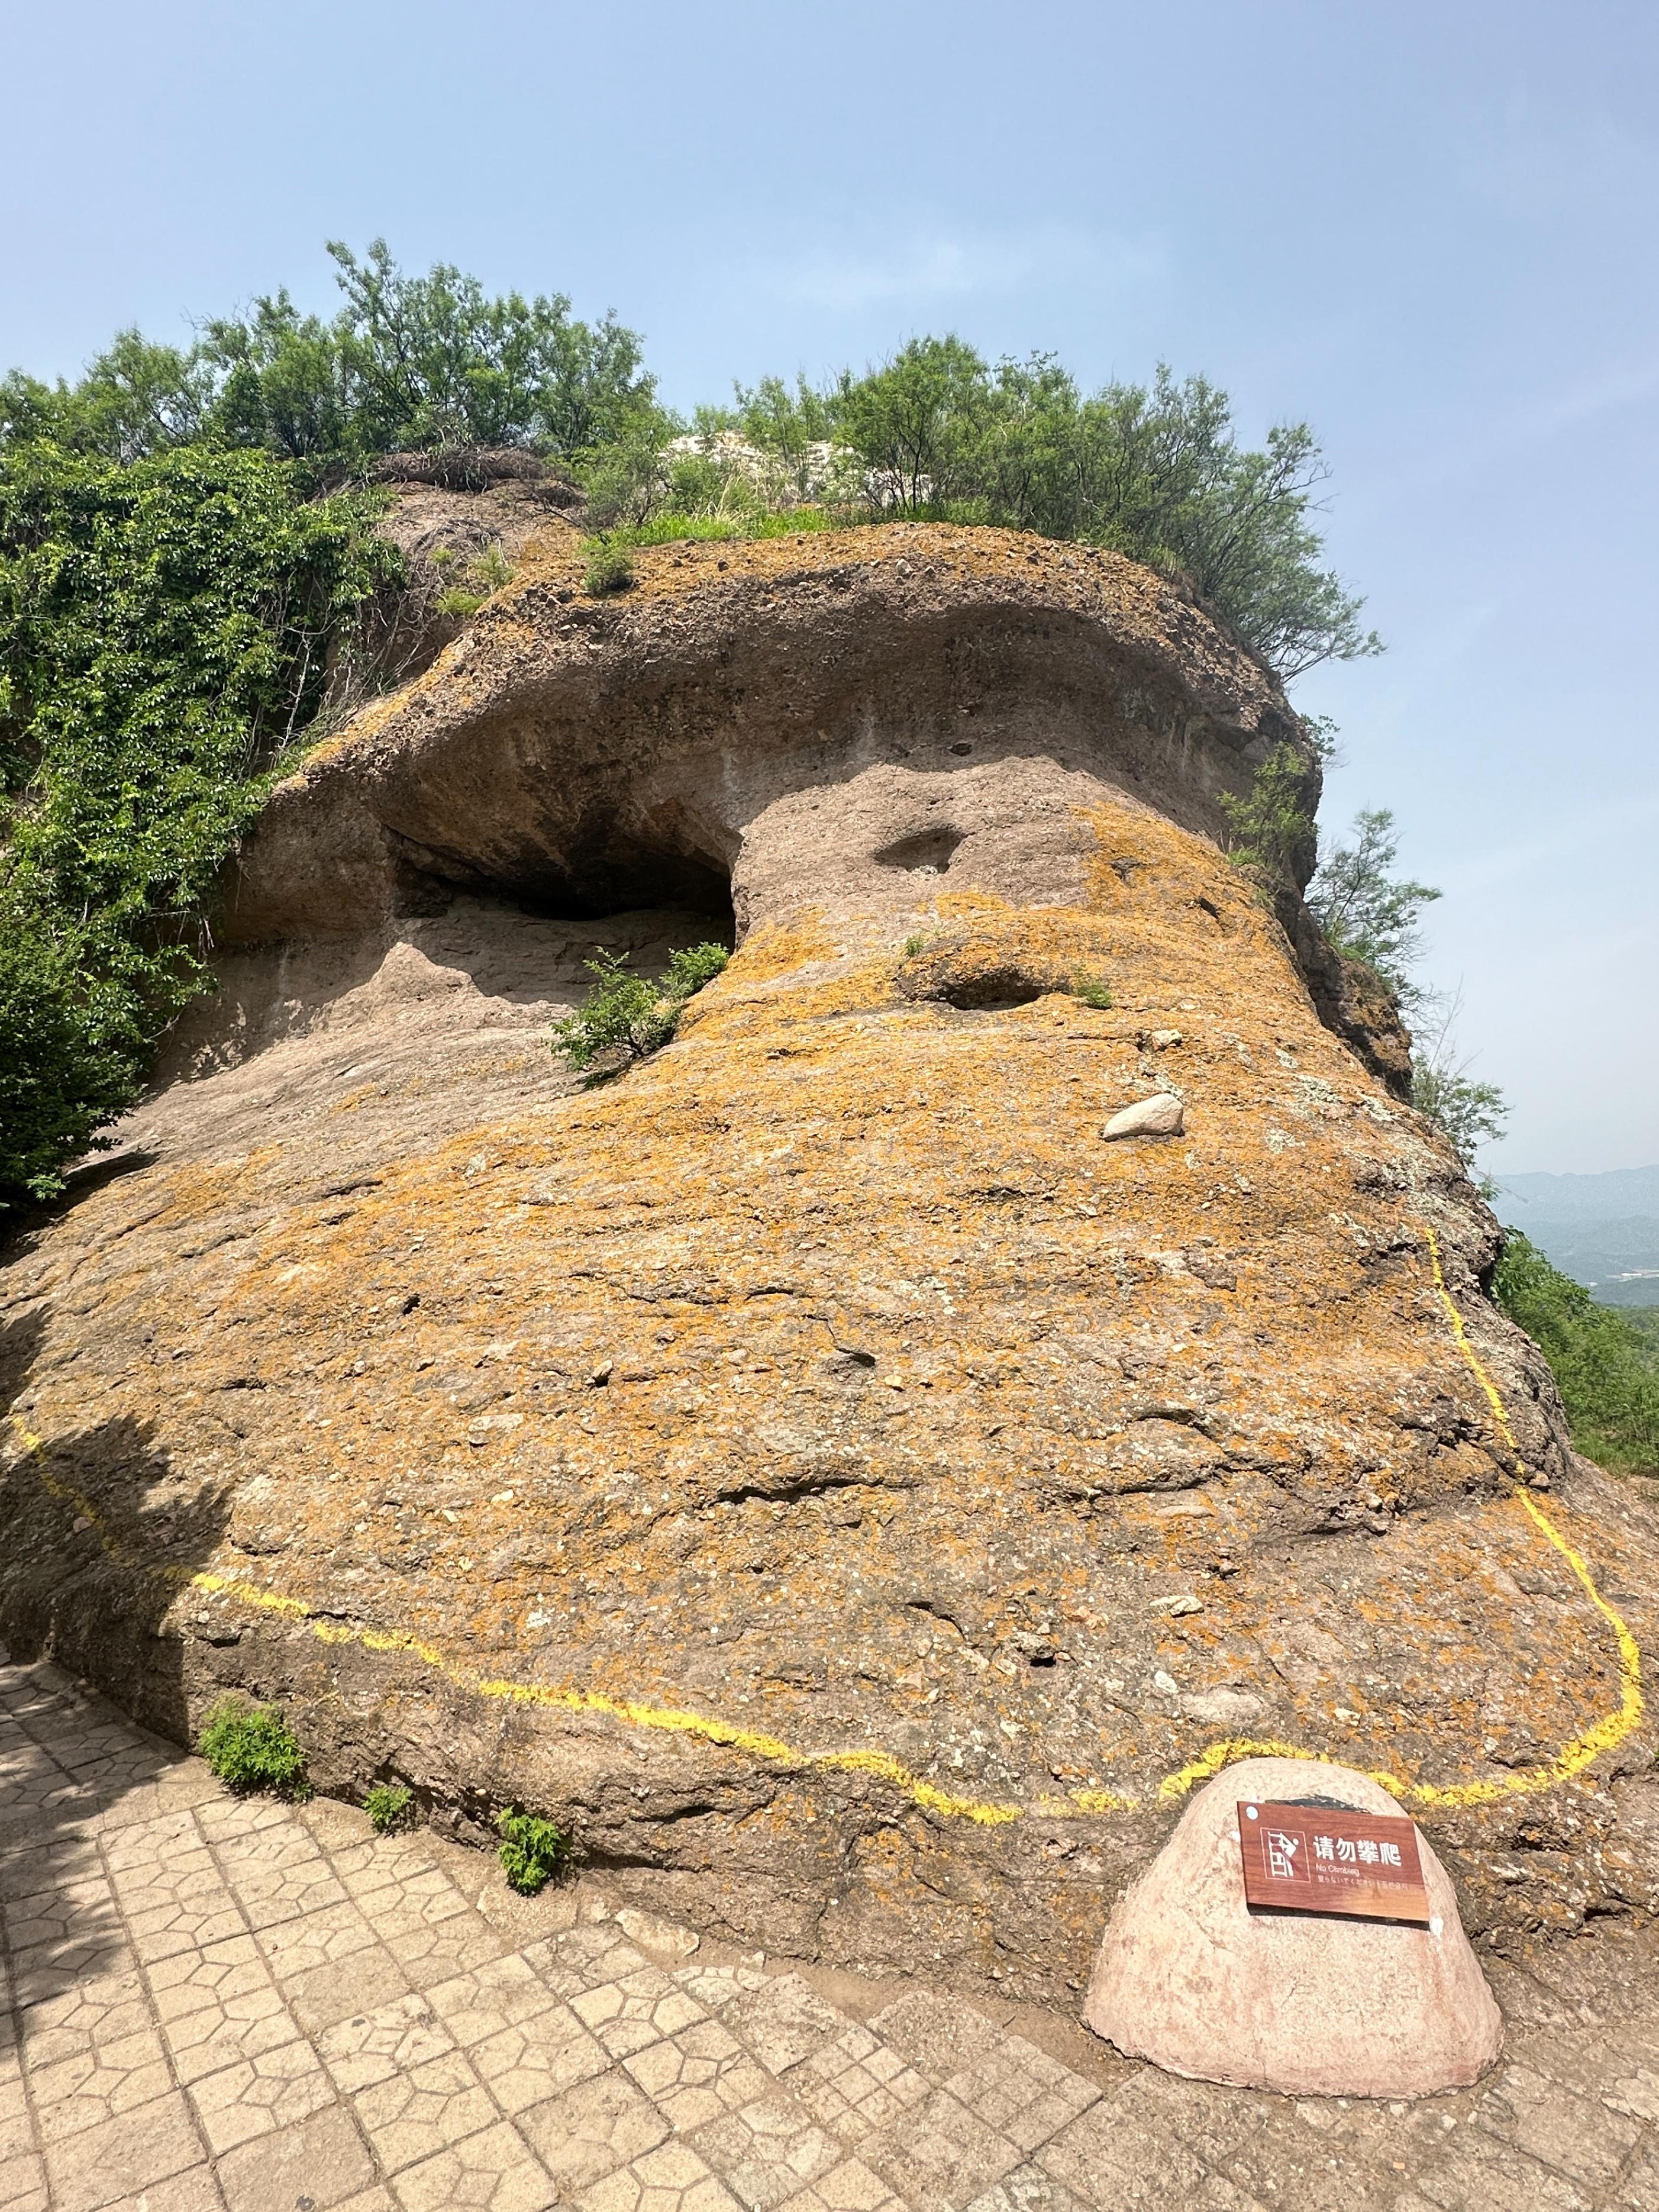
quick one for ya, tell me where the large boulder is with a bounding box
[1083,1756,1503,2095]
[3,524,1655,2007]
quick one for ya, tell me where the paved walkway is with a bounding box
[4,1661,1659,2211]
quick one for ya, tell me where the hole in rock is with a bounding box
[932,967,1047,1012]
[511,842,735,938]
[873,828,966,876]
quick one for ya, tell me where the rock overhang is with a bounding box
[222,524,1308,945]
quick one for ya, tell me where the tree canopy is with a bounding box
[1493,1234,1659,1475]
[1,240,658,484]
[712,341,1382,678]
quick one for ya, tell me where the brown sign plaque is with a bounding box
[1238,1800,1431,1925]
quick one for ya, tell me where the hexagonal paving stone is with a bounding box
[692,2092,843,2207]
[522,1924,650,2002]
[318,1994,457,2094]
[26,2026,175,2142]
[159,1976,302,2088]
[350,2049,497,2173]
[185,2037,335,2154]
[390,2119,558,2211]
[571,1971,709,2062]
[473,2003,612,2113]
[425,1954,561,2049]
[624,2020,772,2135]
[574,2136,742,2212]
[518,2072,670,2191]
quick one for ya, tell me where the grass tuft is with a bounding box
[583,539,636,595]
[365,1781,414,1833]
[197,1700,309,1798]
[496,1808,573,1894]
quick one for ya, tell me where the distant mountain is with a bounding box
[1493,1165,1659,1307]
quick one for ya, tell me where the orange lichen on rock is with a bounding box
[3,524,1657,2003]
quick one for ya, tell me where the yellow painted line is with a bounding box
[7,1221,1643,1826]
[5,1414,1053,1826]
[1160,1224,1645,1807]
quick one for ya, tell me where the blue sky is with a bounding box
[7,1,1655,1175]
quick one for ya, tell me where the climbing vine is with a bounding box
[0,441,398,1208]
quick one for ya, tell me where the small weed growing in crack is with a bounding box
[366,1782,414,1833]
[497,1808,573,1894]
[198,1700,310,1799]
[1071,971,1113,1009]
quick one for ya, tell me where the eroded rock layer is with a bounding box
[4,525,1657,2005]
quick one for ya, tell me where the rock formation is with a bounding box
[4,524,1657,2009]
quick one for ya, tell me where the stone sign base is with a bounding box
[1083,1757,1503,2098]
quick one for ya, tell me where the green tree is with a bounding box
[1408,993,1507,1173]
[732,375,838,500]
[322,238,655,457]
[200,290,357,470]
[0,242,658,479]
[824,346,1380,678]
[1307,808,1442,999]
[1411,1059,1508,1168]
[833,336,990,515]
[1493,1233,1659,1475]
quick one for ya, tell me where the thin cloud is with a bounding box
[773,224,1162,314]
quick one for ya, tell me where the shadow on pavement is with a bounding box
[0,1302,230,1748]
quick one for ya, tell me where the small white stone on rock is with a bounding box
[1151,1594,1203,1617]
[1149,1028,1184,1049]
[1103,1094,1185,1140]
[1181,1686,1269,1727]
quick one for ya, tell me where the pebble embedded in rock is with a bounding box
[1149,1028,1184,1049]
[1151,1594,1203,1617]
[1103,1094,1185,1139]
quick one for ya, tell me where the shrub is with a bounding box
[663,941,730,996]
[583,539,635,595]
[0,908,143,1204]
[1071,972,1113,1009]
[496,1807,572,1894]
[197,1699,309,1797]
[1218,742,1318,894]
[552,941,728,1074]
[472,541,515,591]
[435,586,486,619]
[365,1781,414,1833]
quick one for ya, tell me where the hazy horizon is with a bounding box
[5,0,1655,1173]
